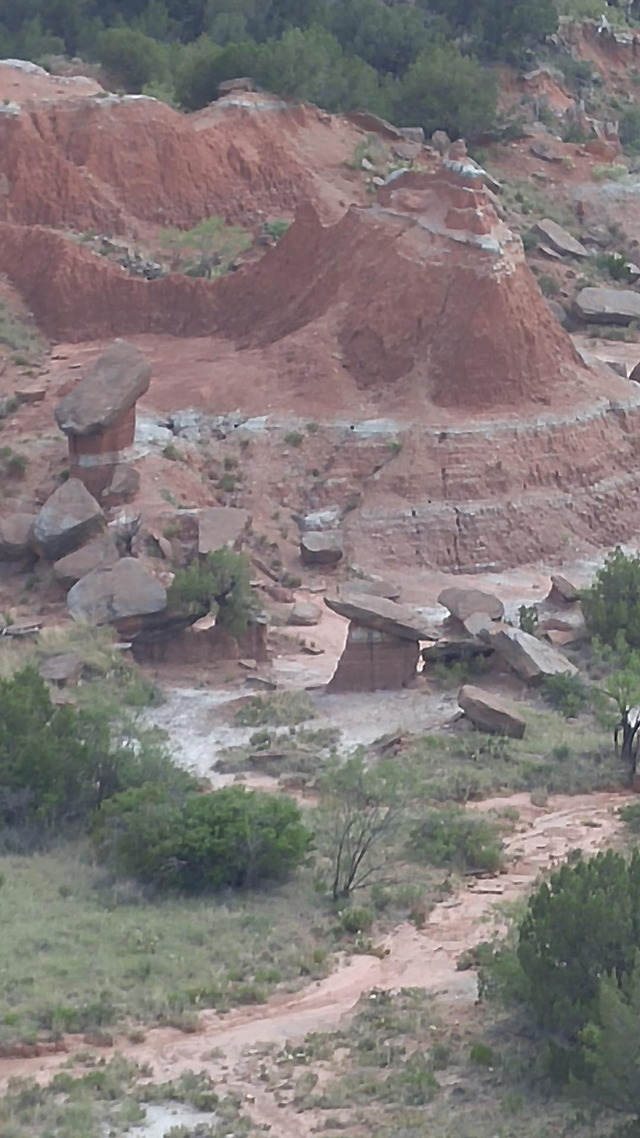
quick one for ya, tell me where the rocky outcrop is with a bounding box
[198,506,251,556]
[52,532,119,588]
[327,624,419,692]
[300,532,343,566]
[458,684,526,738]
[325,594,437,641]
[132,617,268,665]
[547,574,580,604]
[531,219,588,259]
[30,480,104,561]
[55,341,150,501]
[438,586,504,623]
[67,557,166,626]
[575,287,640,325]
[486,626,578,683]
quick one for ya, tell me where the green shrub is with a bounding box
[264,219,291,240]
[94,27,169,93]
[340,906,374,934]
[96,784,312,893]
[167,549,257,634]
[409,807,504,873]
[284,430,304,448]
[0,445,28,478]
[582,547,640,651]
[542,673,589,718]
[235,691,316,727]
[518,603,539,632]
[0,667,187,833]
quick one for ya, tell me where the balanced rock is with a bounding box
[325,594,438,641]
[458,684,526,739]
[198,506,251,556]
[300,531,343,566]
[288,600,322,626]
[531,219,588,259]
[31,479,104,561]
[575,287,640,325]
[55,340,151,437]
[438,586,504,623]
[38,653,83,686]
[0,513,36,560]
[53,531,119,588]
[67,557,166,625]
[328,624,419,692]
[486,626,578,683]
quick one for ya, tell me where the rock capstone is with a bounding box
[486,626,578,683]
[575,287,640,325]
[438,586,504,623]
[325,594,438,641]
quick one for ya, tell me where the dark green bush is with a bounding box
[167,549,257,635]
[96,784,312,892]
[542,672,589,718]
[409,807,504,873]
[582,547,640,651]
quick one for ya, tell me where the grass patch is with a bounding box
[0,298,44,362]
[0,1056,257,1138]
[0,842,331,1046]
[217,724,341,780]
[234,691,317,727]
[400,703,619,802]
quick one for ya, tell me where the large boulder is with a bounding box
[198,506,251,556]
[288,600,322,626]
[31,480,104,561]
[53,531,119,588]
[486,626,578,683]
[67,558,167,625]
[300,531,343,566]
[458,685,526,739]
[0,513,36,560]
[530,219,588,259]
[438,586,504,623]
[325,594,438,641]
[55,340,151,437]
[574,287,640,325]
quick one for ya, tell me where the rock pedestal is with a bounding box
[327,623,419,692]
[55,340,151,503]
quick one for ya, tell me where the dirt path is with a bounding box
[0,790,628,1114]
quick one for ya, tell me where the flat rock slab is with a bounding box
[31,479,104,561]
[438,586,504,623]
[325,594,438,641]
[0,513,36,560]
[55,340,151,436]
[339,577,401,601]
[531,219,588,258]
[301,531,343,566]
[459,684,526,738]
[198,506,251,556]
[575,287,640,325]
[486,626,578,683]
[67,557,166,625]
[53,531,119,588]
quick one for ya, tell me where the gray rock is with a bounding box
[438,586,504,623]
[325,594,438,642]
[530,138,565,162]
[530,219,588,259]
[55,340,151,436]
[0,513,36,560]
[198,506,251,556]
[575,287,640,325]
[547,574,580,603]
[400,126,425,144]
[300,531,344,567]
[53,531,119,588]
[67,557,167,625]
[288,601,322,626]
[546,299,568,325]
[31,479,104,561]
[486,626,578,683]
[458,684,526,739]
[339,577,401,601]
